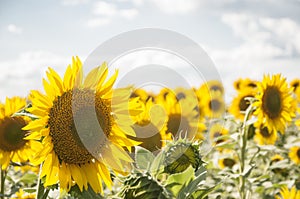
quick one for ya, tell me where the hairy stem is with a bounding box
[0,168,6,199]
[239,105,253,199]
[36,164,49,199]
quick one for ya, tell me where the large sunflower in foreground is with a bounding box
[275,186,300,199]
[253,74,296,133]
[24,57,141,193]
[0,97,42,170]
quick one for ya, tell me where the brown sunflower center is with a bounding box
[262,86,282,119]
[297,149,300,158]
[247,83,257,88]
[209,99,222,112]
[176,92,186,101]
[292,82,299,91]
[210,85,223,93]
[48,89,112,164]
[239,95,253,112]
[0,117,27,152]
[223,158,235,168]
[260,126,271,138]
[167,114,190,138]
[213,132,224,144]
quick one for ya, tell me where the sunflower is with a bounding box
[130,88,155,103]
[234,78,258,91]
[218,157,236,169]
[253,123,277,145]
[291,79,300,103]
[155,87,176,104]
[229,89,256,120]
[156,92,205,141]
[119,171,172,198]
[275,186,300,199]
[129,99,171,152]
[174,87,198,102]
[289,146,300,165]
[0,97,42,170]
[12,189,35,199]
[253,74,296,134]
[164,140,203,174]
[24,57,142,194]
[209,123,229,147]
[270,154,287,174]
[200,91,225,119]
[290,79,300,94]
[199,80,224,96]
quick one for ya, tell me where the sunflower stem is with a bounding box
[239,104,253,199]
[36,163,49,199]
[0,168,6,199]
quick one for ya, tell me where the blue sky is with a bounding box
[1,0,300,102]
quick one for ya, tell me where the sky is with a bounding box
[1,0,300,103]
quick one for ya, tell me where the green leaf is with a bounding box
[69,184,104,199]
[150,150,165,175]
[176,166,207,199]
[165,165,195,196]
[135,146,155,170]
[191,186,217,199]
[22,188,36,193]
[19,173,38,184]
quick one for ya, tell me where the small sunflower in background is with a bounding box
[155,87,173,103]
[130,88,155,103]
[200,91,225,119]
[24,57,142,194]
[290,79,300,93]
[174,87,197,102]
[11,189,35,199]
[289,146,300,165]
[0,97,42,170]
[229,89,257,120]
[270,154,287,174]
[163,139,203,174]
[209,123,229,148]
[253,74,296,134]
[218,157,237,169]
[129,99,171,152]
[198,80,224,96]
[233,78,258,91]
[157,92,205,141]
[253,123,277,145]
[275,186,300,199]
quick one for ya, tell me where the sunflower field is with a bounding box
[0,56,300,199]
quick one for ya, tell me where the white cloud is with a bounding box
[7,24,22,34]
[220,13,300,59]
[93,1,117,16]
[87,1,139,27]
[86,18,111,27]
[152,0,199,14]
[0,51,70,101]
[61,0,89,6]
[204,13,300,102]
[120,9,139,19]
